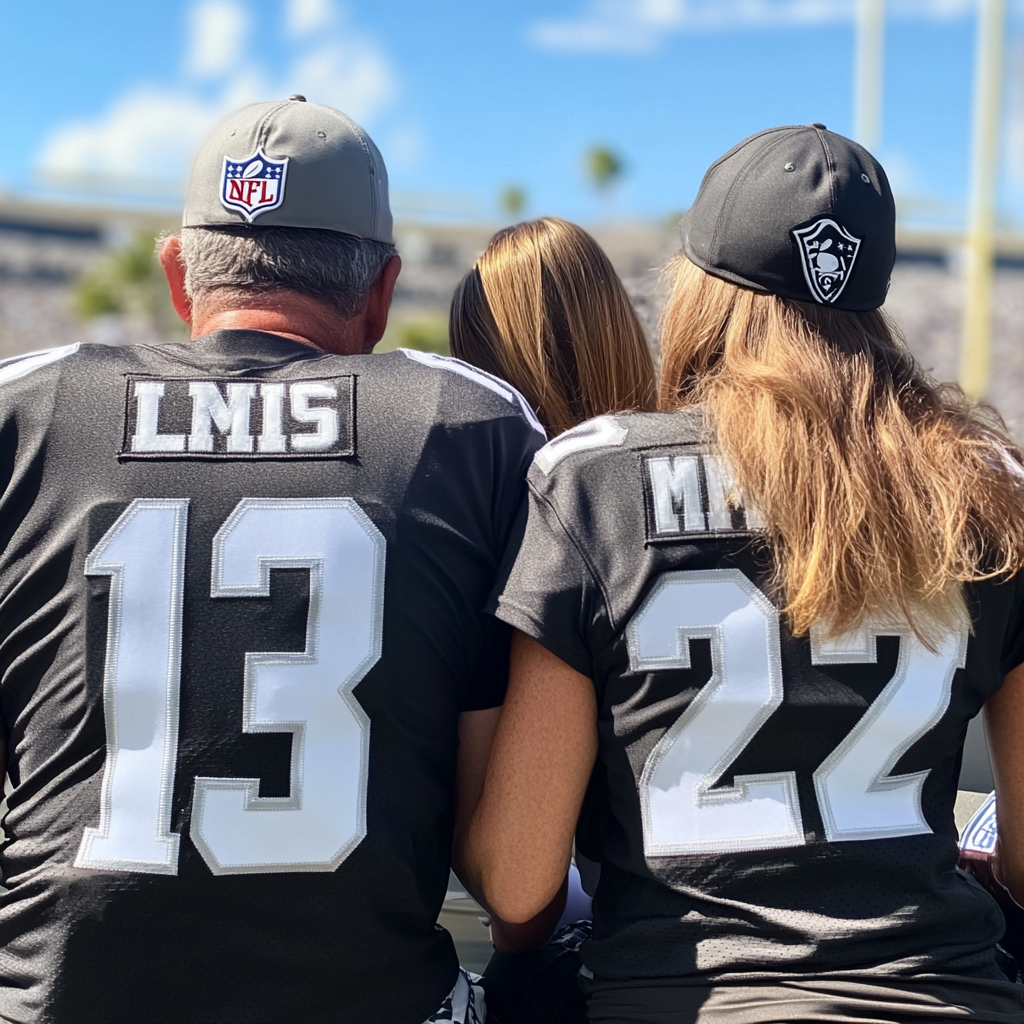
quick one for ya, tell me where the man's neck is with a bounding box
[191,299,369,356]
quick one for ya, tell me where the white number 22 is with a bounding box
[74,497,384,877]
[627,569,968,857]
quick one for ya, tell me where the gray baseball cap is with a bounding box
[679,124,895,311]
[183,96,393,243]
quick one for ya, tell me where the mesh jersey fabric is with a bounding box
[489,409,1024,1018]
[0,331,542,1024]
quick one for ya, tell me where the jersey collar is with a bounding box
[189,329,328,365]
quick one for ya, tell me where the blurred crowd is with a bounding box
[1,219,1022,436]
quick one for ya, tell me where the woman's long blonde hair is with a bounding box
[660,254,1024,643]
[450,217,656,435]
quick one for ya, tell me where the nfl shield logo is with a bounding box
[220,148,289,222]
[792,218,862,304]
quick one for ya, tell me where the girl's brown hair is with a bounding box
[659,254,1024,644]
[450,217,656,436]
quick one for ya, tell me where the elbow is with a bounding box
[483,878,554,925]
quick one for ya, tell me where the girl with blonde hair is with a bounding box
[449,216,656,436]
[447,216,656,1024]
[460,127,1024,1023]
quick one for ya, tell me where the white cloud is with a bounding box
[285,0,337,38]
[529,0,978,54]
[36,0,400,189]
[37,89,224,186]
[186,0,250,78]
[385,125,425,168]
[285,38,394,122]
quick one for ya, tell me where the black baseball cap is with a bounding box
[678,124,895,311]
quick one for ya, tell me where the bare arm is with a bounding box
[452,706,502,890]
[459,630,599,925]
[451,704,571,952]
[984,661,1024,905]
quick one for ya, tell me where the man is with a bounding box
[0,97,543,1023]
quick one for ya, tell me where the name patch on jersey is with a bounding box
[643,452,765,541]
[119,375,354,460]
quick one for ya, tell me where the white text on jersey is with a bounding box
[121,376,355,460]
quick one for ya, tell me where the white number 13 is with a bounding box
[75,497,384,877]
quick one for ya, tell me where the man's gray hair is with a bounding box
[179,226,398,319]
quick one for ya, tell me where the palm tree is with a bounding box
[584,146,625,193]
[499,185,527,218]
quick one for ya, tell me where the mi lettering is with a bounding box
[124,376,353,460]
[646,453,765,539]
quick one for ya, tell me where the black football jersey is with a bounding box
[0,331,543,1024]
[491,409,1024,993]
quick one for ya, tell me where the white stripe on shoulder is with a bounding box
[533,416,628,475]
[400,348,546,438]
[997,449,1024,483]
[0,344,80,386]
[980,438,1024,483]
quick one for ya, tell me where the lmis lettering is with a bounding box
[122,376,353,460]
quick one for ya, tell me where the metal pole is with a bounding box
[959,0,1007,402]
[854,0,885,152]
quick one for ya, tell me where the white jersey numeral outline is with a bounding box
[810,620,968,841]
[629,570,804,855]
[75,499,188,874]
[77,497,383,876]
[192,498,382,874]
[628,569,966,857]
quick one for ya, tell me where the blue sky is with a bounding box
[1,0,1022,228]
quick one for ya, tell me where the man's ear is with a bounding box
[158,236,192,325]
[362,255,402,349]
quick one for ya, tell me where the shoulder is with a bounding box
[529,408,708,488]
[0,342,146,390]
[390,349,546,438]
[0,344,183,430]
[0,343,84,389]
[0,343,129,411]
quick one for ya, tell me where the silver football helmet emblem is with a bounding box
[792,218,862,304]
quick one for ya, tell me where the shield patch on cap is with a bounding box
[792,218,862,304]
[220,148,289,222]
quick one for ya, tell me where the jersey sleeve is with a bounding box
[403,352,547,711]
[458,420,539,711]
[488,483,600,679]
[462,617,513,712]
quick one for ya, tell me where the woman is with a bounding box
[449,216,656,437]
[461,125,1024,1023]
[447,217,656,1024]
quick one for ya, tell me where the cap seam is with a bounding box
[699,125,803,180]
[256,101,294,150]
[816,127,838,212]
[707,131,805,267]
[331,108,379,238]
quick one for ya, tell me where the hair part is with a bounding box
[659,253,1024,645]
[178,225,397,320]
[450,217,656,436]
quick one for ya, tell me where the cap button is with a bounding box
[811,122,827,130]
[289,94,307,102]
